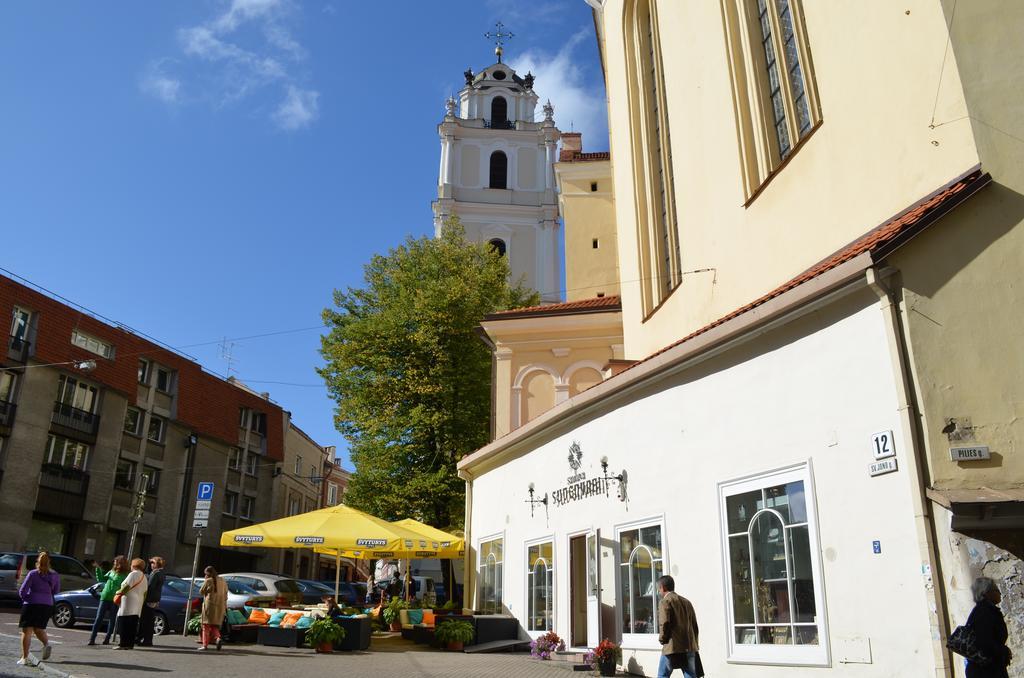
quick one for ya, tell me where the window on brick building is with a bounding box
[115,458,136,490]
[71,329,114,359]
[224,491,239,516]
[138,359,151,385]
[124,407,142,436]
[147,415,165,443]
[155,367,172,393]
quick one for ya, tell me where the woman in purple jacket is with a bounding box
[18,551,60,667]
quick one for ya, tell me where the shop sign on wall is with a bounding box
[548,441,622,506]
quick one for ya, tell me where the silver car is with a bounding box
[182,577,274,609]
[0,552,94,602]
[220,573,304,607]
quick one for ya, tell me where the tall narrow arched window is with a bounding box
[618,524,663,638]
[479,537,503,614]
[625,0,681,313]
[527,542,553,631]
[489,151,508,189]
[491,96,508,126]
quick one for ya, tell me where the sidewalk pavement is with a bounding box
[0,609,595,678]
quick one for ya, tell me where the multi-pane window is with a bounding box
[327,483,338,506]
[252,412,266,436]
[224,491,239,516]
[10,307,31,346]
[70,329,114,359]
[479,537,504,614]
[627,0,680,311]
[147,415,165,443]
[295,455,302,476]
[288,496,300,516]
[619,524,664,637]
[756,0,811,159]
[124,407,142,435]
[115,458,136,490]
[143,466,160,493]
[138,359,151,385]
[155,368,172,393]
[56,375,98,413]
[241,496,255,519]
[228,447,241,470]
[245,452,258,476]
[721,466,826,664]
[239,407,249,429]
[310,465,317,483]
[527,541,553,632]
[45,435,90,471]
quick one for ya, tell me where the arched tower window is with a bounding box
[489,151,508,189]
[491,96,508,126]
[488,238,507,257]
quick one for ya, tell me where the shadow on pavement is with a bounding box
[49,660,172,672]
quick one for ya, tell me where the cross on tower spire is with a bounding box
[485,21,514,63]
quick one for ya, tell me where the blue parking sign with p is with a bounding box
[197,482,214,501]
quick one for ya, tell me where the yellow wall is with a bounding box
[483,313,623,439]
[556,159,621,301]
[888,0,1024,493]
[598,0,979,358]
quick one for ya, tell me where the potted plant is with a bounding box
[584,638,622,676]
[304,617,346,653]
[382,597,408,632]
[185,615,202,636]
[530,630,566,660]
[435,619,474,651]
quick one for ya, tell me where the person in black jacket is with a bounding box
[966,576,1012,678]
[137,556,166,647]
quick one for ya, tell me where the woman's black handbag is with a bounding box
[947,624,988,665]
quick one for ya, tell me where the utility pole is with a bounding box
[126,472,150,560]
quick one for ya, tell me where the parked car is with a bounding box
[294,579,335,605]
[310,580,368,606]
[221,573,303,607]
[51,575,200,635]
[0,552,94,603]
[182,577,274,609]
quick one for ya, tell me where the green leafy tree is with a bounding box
[318,220,538,529]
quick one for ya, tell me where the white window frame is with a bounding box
[143,465,160,493]
[477,531,505,614]
[327,483,338,506]
[0,371,18,402]
[224,491,239,516]
[241,495,255,520]
[295,455,302,476]
[245,452,258,476]
[147,415,165,443]
[10,306,31,340]
[228,447,241,471]
[524,535,555,636]
[115,458,136,490]
[718,462,829,666]
[57,374,98,413]
[45,435,90,471]
[70,329,114,359]
[155,367,172,393]
[288,496,300,516]
[138,359,151,385]
[614,515,667,650]
[124,407,143,436]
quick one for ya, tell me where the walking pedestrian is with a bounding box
[964,576,1012,677]
[89,555,128,645]
[113,558,148,650]
[17,551,60,667]
[198,566,228,651]
[137,556,165,647]
[656,575,701,678]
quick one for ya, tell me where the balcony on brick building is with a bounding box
[37,465,90,518]
[7,335,30,362]
[51,401,100,439]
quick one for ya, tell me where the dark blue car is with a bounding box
[51,575,200,636]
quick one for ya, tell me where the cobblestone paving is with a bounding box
[0,609,600,678]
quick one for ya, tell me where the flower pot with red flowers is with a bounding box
[435,619,474,651]
[585,639,622,676]
[530,631,566,660]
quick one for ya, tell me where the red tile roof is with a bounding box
[486,295,621,320]
[621,167,989,374]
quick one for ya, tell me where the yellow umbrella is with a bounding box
[391,519,465,559]
[219,503,427,558]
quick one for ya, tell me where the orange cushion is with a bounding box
[281,612,304,628]
[421,611,435,627]
[248,609,271,625]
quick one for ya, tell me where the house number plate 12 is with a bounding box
[871,430,896,460]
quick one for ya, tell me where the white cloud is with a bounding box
[141,62,183,104]
[510,28,608,150]
[273,86,319,130]
[145,0,318,131]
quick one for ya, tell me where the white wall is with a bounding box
[468,291,939,676]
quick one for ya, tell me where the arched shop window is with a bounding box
[721,466,826,664]
[479,537,503,614]
[618,524,663,636]
[527,542,553,631]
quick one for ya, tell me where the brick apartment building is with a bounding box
[0,272,333,577]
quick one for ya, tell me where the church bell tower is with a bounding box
[433,24,562,303]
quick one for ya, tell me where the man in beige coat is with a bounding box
[657,575,700,677]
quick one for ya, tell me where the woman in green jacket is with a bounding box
[88,556,128,645]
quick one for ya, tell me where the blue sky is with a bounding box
[0,0,608,469]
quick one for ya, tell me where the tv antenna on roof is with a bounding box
[219,337,237,377]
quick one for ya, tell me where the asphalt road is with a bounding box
[0,607,592,677]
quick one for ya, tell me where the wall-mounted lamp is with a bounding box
[525,482,548,517]
[184,432,198,448]
[600,455,627,500]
